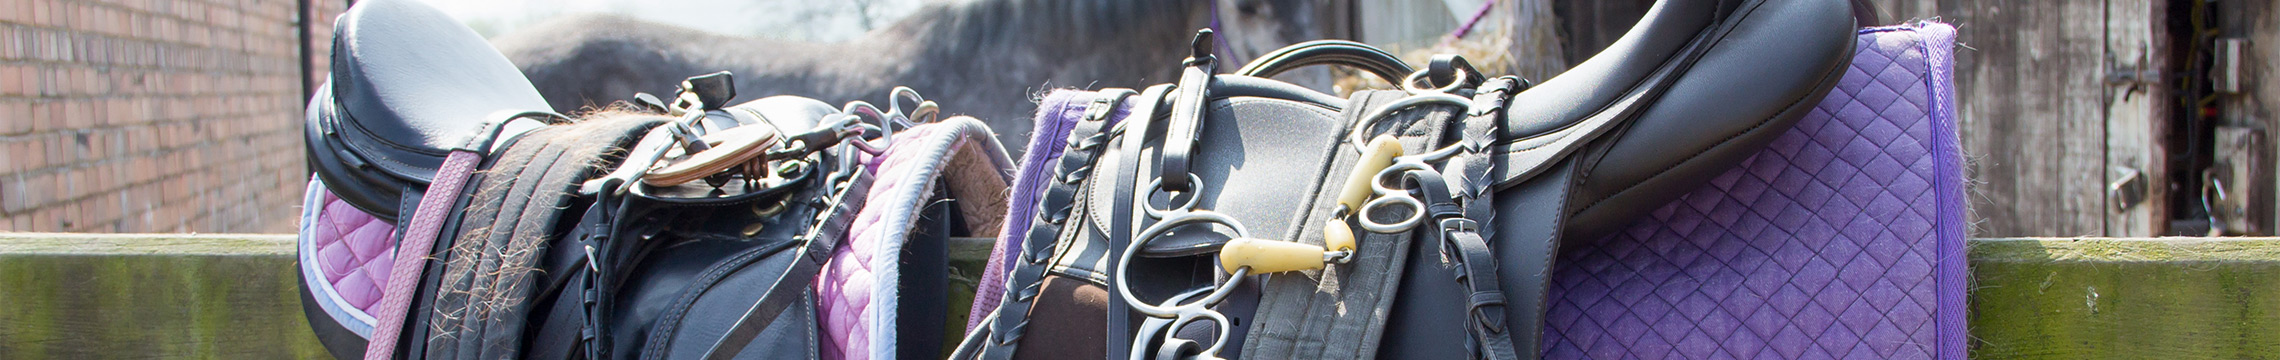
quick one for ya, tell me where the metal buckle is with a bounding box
[1440,217,1479,234]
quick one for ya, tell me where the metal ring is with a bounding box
[1357,194,1424,233]
[1114,211,1251,318]
[1357,162,1434,233]
[1127,287,1234,360]
[1346,93,1474,147]
[888,87,937,125]
[1400,67,1468,95]
[1142,173,1206,219]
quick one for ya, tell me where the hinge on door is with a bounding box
[2108,166,2147,213]
[2104,48,2159,100]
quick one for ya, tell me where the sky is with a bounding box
[411,0,925,41]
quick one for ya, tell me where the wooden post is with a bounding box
[2103,0,2170,237]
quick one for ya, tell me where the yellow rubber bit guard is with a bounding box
[1337,135,1405,213]
[1322,220,1356,254]
[1219,238,1330,274]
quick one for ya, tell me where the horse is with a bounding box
[493,0,1329,148]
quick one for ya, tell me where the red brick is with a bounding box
[0,101,26,136]
[27,0,47,27]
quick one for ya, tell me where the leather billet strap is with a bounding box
[965,89,1142,360]
[1158,30,1216,193]
[700,149,872,360]
[1102,85,1174,360]
[1453,76,1523,360]
[1401,168,1518,360]
[1450,77,1520,207]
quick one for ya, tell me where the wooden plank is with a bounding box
[0,232,294,255]
[4,234,2278,357]
[1934,0,2115,236]
[1969,237,2280,358]
[2102,0,2170,237]
[2216,0,2280,235]
[0,234,327,359]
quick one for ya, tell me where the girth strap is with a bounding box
[701,155,872,360]
[1239,90,1447,359]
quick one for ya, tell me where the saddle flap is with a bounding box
[1493,0,1856,242]
[304,0,557,220]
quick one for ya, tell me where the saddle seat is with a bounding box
[304,0,558,222]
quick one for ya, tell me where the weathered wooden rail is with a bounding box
[1,233,2275,359]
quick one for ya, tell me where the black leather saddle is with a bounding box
[956,0,1857,359]
[303,0,561,222]
[296,2,912,360]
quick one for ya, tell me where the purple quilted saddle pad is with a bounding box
[1541,23,1964,359]
[296,176,400,339]
[966,90,1133,329]
[818,118,1015,360]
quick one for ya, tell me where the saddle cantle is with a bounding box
[304,0,559,222]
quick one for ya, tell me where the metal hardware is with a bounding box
[2108,166,2146,212]
[1115,210,1250,360]
[1142,173,1206,219]
[1357,145,1465,233]
[2216,38,2246,94]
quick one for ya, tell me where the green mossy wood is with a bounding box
[0,233,327,359]
[5,234,2278,359]
[1969,238,2280,359]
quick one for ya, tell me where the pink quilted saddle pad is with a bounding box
[817,118,1014,360]
[296,176,400,338]
[1541,22,1966,359]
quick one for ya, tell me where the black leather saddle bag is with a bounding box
[956,0,1856,359]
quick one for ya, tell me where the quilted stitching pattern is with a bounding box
[308,181,398,314]
[818,147,890,360]
[820,123,977,360]
[1542,25,1962,359]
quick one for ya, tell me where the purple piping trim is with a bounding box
[968,90,1134,329]
[1919,22,1967,360]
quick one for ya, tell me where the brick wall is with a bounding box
[0,0,345,233]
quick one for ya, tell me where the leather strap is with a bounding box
[966,89,1142,360]
[1160,57,1214,193]
[1398,168,1517,360]
[701,156,871,360]
[1107,85,1175,359]
[1237,90,1432,359]
[362,149,481,360]
[1452,76,1521,248]
[1454,76,1522,359]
